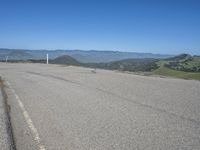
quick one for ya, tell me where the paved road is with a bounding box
[0,63,200,150]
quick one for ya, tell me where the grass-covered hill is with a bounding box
[153,54,200,80]
[85,58,159,72]
[153,66,200,80]
[85,54,200,80]
[51,55,81,66]
[163,54,200,72]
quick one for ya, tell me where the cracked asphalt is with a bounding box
[0,63,200,150]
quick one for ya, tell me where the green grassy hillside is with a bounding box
[153,54,200,80]
[85,58,159,72]
[51,54,200,80]
[163,54,200,72]
[153,66,200,80]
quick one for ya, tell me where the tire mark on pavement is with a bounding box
[6,80,46,150]
[27,71,200,127]
[27,71,82,85]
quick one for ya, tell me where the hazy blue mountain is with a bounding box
[0,48,172,63]
[0,49,33,60]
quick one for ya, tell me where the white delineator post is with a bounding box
[6,56,8,63]
[46,53,49,64]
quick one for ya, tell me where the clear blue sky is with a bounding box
[0,0,200,54]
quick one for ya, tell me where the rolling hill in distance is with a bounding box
[0,48,172,63]
[51,55,81,66]
[43,54,200,80]
[1,48,200,80]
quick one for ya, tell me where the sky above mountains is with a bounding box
[0,0,200,54]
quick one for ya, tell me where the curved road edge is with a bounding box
[0,77,16,150]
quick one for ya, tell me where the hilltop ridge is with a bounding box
[0,48,172,63]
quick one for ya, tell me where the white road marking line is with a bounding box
[6,81,46,150]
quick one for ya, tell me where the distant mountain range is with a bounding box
[0,48,173,63]
[1,50,200,80]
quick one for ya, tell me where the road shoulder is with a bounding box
[0,78,15,150]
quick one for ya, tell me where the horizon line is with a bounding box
[1,47,197,56]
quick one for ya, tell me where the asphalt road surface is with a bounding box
[0,63,200,150]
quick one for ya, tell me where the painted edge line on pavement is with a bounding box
[6,81,46,150]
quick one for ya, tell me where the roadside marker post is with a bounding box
[5,56,8,63]
[46,53,49,64]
